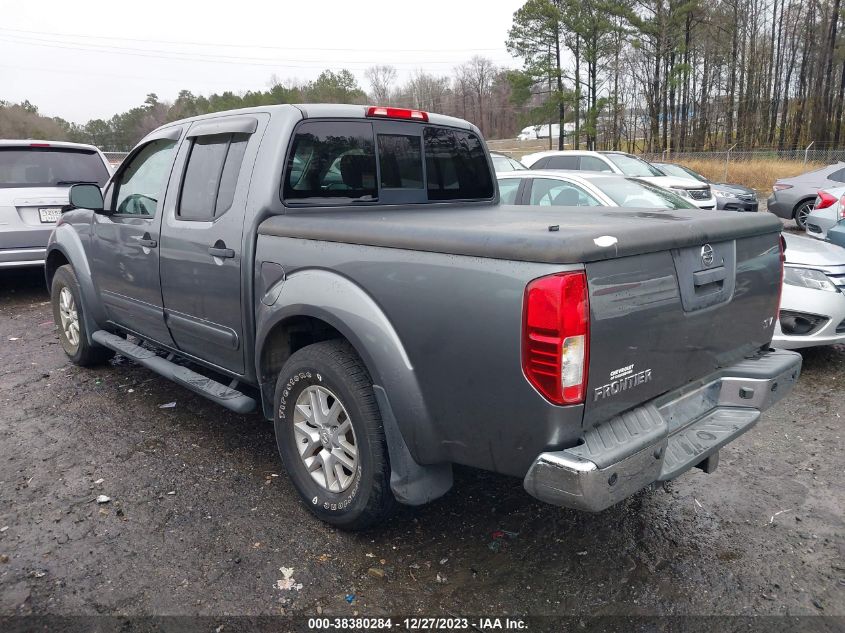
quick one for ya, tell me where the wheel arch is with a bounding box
[255,269,452,505]
[792,196,817,217]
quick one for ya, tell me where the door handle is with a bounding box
[134,232,158,248]
[209,246,235,259]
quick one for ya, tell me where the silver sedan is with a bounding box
[496,170,697,210]
[773,233,845,349]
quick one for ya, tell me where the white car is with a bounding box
[805,186,845,240]
[1,140,111,268]
[519,150,717,210]
[773,233,845,349]
[496,170,697,210]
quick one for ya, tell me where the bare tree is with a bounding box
[364,65,398,104]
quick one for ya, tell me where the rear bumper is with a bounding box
[0,247,46,268]
[766,195,794,219]
[523,349,801,511]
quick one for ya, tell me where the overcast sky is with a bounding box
[0,0,525,124]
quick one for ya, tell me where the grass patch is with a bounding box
[673,159,824,194]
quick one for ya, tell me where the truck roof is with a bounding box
[149,104,477,135]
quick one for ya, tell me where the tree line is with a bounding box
[1,0,841,152]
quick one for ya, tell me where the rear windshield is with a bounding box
[0,147,109,188]
[603,153,664,177]
[282,120,494,204]
[599,178,696,210]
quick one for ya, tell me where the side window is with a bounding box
[378,134,423,189]
[579,156,613,172]
[179,133,249,221]
[827,168,845,183]
[545,155,580,170]
[424,127,494,200]
[113,139,177,216]
[283,121,376,201]
[498,178,521,204]
[529,178,602,207]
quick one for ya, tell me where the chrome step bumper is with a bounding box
[523,349,802,512]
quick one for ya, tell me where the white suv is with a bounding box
[0,140,111,268]
[520,150,717,209]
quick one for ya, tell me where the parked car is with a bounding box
[489,151,527,173]
[773,233,845,349]
[805,186,845,240]
[497,170,696,209]
[47,104,799,530]
[520,150,717,209]
[768,162,845,229]
[651,162,758,212]
[0,140,111,269]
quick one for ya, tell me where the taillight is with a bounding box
[522,272,590,405]
[816,191,837,209]
[840,194,845,219]
[365,106,429,122]
[772,184,792,192]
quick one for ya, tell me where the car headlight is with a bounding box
[669,187,691,198]
[713,189,737,198]
[783,266,839,292]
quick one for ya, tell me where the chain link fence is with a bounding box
[640,148,845,166]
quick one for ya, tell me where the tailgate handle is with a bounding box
[693,267,726,287]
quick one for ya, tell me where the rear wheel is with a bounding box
[50,265,113,366]
[794,200,814,229]
[273,340,395,530]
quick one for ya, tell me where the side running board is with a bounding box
[91,330,256,414]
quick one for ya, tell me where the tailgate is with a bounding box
[583,232,781,426]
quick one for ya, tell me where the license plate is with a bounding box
[38,207,62,223]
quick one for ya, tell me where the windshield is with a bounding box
[603,153,664,177]
[0,147,109,188]
[598,178,696,210]
[655,163,708,182]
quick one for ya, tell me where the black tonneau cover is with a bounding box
[258,205,782,264]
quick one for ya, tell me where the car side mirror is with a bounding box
[68,183,105,212]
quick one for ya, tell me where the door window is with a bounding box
[529,178,602,207]
[579,156,613,172]
[498,178,521,204]
[544,155,580,170]
[179,133,250,221]
[113,139,177,216]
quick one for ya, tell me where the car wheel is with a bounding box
[273,340,396,530]
[50,265,113,366]
[794,200,814,229]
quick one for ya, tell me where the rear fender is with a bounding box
[255,269,452,504]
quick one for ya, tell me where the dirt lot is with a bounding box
[0,266,843,623]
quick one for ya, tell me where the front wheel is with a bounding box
[794,200,813,229]
[50,265,113,366]
[273,340,396,530]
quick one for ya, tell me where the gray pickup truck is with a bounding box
[46,104,801,530]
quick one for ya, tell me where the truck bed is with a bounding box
[258,204,782,264]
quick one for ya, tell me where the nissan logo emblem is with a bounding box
[701,244,715,267]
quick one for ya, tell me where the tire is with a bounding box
[273,340,396,530]
[794,200,814,229]
[50,265,113,366]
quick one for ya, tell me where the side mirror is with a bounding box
[68,183,105,212]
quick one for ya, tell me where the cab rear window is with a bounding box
[282,120,493,204]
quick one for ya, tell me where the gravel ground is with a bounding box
[0,266,843,623]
